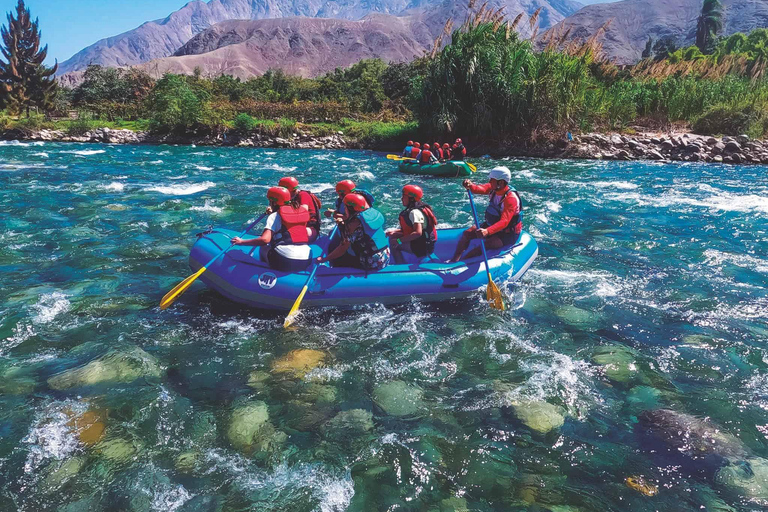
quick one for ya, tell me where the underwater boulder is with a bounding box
[96,437,141,463]
[270,349,327,379]
[555,305,605,331]
[372,381,425,417]
[323,409,374,439]
[48,347,161,390]
[226,399,285,457]
[511,400,566,435]
[715,458,768,505]
[41,456,85,492]
[0,366,36,395]
[65,409,106,446]
[175,451,200,474]
[591,345,645,385]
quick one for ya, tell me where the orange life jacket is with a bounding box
[398,204,438,242]
[276,205,310,244]
[410,146,421,158]
[419,150,434,164]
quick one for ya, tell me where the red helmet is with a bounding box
[402,184,424,202]
[407,140,413,145]
[343,193,368,213]
[424,143,430,149]
[336,179,356,195]
[434,142,440,148]
[413,142,421,148]
[442,143,450,149]
[278,176,299,192]
[455,138,462,144]
[267,186,291,206]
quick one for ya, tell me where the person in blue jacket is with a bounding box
[402,140,414,157]
[317,193,390,270]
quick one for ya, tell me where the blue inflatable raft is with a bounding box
[188,228,538,310]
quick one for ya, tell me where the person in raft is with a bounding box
[447,166,523,263]
[418,143,439,165]
[433,142,444,161]
[324,179,375,220]
[442,143,452,161]
[318,193,391,271]
[409,142,421,159]
[452,138,467,161]
[232,186,313,272]
[272,176,322,242]
[403,140,414,157]
[386,184,438,261]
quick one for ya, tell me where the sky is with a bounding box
[2,0,610,66]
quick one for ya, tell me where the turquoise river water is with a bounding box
[1,141,767,512]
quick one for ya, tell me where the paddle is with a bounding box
[467,162,477,172]
[387,154,417,162]
[159,213,268,310]
[467,190,505,311]
[283,225,340,328]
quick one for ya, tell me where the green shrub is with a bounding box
[691,103,768,138]
[66,114,97,135]
[234,113,257,132]
[147,74,209,133]
[14,114,52,133]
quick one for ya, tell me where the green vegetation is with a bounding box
[0,0,58,115]
[695,0,723,54]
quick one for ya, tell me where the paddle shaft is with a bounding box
[467,190,493,278]
[202,213,267,269]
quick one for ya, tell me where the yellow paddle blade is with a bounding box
[159,266,207,310]
[486,274,506,311]
[386,154,401,160]
[468,162,477,172]
[283,284,309,328]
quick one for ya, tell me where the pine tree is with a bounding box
[695,0,724,55]
[641,37,653,59]
[0,0,58,115]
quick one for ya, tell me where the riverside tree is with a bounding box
[695,0,724,54]
[0,0,58,115]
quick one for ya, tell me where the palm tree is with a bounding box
[695,0,724,55]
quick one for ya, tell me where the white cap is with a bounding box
[488,166,511,183]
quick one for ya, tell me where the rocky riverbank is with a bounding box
[4,127,768,165]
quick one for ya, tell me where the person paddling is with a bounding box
[276,177,321,242]
[324,179,375,220]
[448,166,522,263]
[386,184,438,261]
[403,140,414,158]
[232,186,313,271]
[410,142,421,159]
[433,142,444,161]
[452,138,467,161]
[318,193,390,271]
[418,143,438,165]
[442,143,452,161]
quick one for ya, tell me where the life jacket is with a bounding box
[484,186,523,233]
[403,145,412,157]
[419,150,434,164]
[443,148,452,160]
[275,205,310,245]
[297,190,321,231]
[398,203,438,245]
[434,147,443,160]
[453,144,466,160]
[410,146,421,158]
[350,208,389,259]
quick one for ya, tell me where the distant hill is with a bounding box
[542,0,768,65]
[58,0,582,75]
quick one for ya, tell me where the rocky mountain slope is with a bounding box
[59,0,581,75]
[543,0,768,65]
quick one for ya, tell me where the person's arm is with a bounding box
[462,180,493,194]
[483,193,519,237]
[399,222,423,243]
[232,228,272,246]
[386,227,404,238]
[319,239,351,263]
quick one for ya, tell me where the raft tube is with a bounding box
[188,227,538,311]
[398,161,473,178]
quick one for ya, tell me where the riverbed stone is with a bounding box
[42,456,85,492]
[226,399,284,456]
[511,400,565,434]
[724,141,741,153]
[97,437,140,463]
[323,409,374,438]
[0,366,36,395]
[174,451,200,474]
[591,345,642,384]
[66,409,106,446]
[48,347,162,390]
[270,349,327,378]
[716,458,768,504]
[372,380,425,417]
[555,305,604,331]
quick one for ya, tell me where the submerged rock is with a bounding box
[0,366,36,395]
[591,345,644,385]
[372,381,425,417]
[716,458,768,505]
[175,451,200,474]
[42,456,85,492]
[65,409,106,446]
[625,475,658,496]
[226,400,284,457]
[323,409,374,438]
[97,437,140,463]
[511,401,565,435]
[270,349,327,379]
[626,386,661,412]
[48,347,162,390]
[555,305,605,331]
[638,409,747,460]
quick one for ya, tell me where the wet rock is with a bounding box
[42,456,85,492]
[511,400,565,434]
[66,409,106,446]
[682,334,716,347]
[731,153,743,163]
[736,134,750,145]
[372,380,425,417]
[48,347,162,390]
[592,345,643,385]
[97,437,140,463]
[283,400,334,431]
[626,386,661,411]
[175,451,200,474]
[647,149,664,160]
[270,349,326,379]
[226,399,284,456]
[556,305,604,331]
[616,150,632,160]
[190,410,217,446]
[724,141,741,153]
[712,142,726,155]
[713,155,724,163]
[0,366,36,395]
[706,137,718,145]
[625,475,658,496]
[638,409,747,460]
[322,409,374,438]
[716,458,768,505]
[246,370,270,390]
[438,497,469,511]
